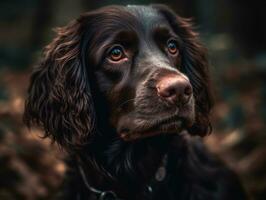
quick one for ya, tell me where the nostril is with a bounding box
[157,85,170,98]
[179,84,192,105]
[167,88,177,97]
[157,85,177,99]
[184,85,192,96]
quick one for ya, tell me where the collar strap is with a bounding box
[78,165,120,200]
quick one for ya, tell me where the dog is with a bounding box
[24,4,247,200]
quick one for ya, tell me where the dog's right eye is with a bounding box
[108,46,125,62]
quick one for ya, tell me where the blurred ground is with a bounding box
[0,0,265,199]
[0,71,66,200]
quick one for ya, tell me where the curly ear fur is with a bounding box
[24,17,96,149]
[153,4,214,136]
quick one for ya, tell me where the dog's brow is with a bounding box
[113,30,138,43]
[152,26,179,45]
[153,26,174,37]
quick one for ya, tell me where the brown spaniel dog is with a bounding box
[24,4,247,200]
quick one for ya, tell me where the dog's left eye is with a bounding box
[167,39,179,55]
[108,45,125,61]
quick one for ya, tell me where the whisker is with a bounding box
[117,98,135,109]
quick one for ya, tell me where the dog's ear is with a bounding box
[24,15,96,150]
[153,4,214,136]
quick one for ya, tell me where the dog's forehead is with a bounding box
[87,5,169,37]
[125,5,166,28]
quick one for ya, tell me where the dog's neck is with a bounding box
[73,134,186,199]
[78,154,169,200]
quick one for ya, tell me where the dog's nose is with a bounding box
[156,74,192,105]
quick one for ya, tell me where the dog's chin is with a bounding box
[120,121,184,141]
[117,111,195,141]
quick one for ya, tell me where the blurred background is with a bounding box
[0,0,265,199]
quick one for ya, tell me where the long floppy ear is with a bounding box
[24,16,96,149]
[153,4,214,136]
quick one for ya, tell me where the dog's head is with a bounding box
[24,5,213,149]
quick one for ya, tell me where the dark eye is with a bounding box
[109,46,124,61]
[167,39,178,55]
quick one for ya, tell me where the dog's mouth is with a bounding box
[119,115,191,141]
[117,97,195,141]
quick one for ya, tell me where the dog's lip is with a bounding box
[120,115,184,141]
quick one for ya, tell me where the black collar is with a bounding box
[78,154,168,200]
